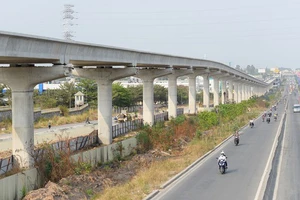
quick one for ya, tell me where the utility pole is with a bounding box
[63,4,77,40]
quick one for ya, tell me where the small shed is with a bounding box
[75,91,85,108]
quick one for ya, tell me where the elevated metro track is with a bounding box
[0,31,266,86]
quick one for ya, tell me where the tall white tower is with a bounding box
[63,4,77,40]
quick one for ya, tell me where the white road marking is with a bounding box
[254,104,287,200]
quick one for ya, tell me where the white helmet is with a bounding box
[221,151,225,155]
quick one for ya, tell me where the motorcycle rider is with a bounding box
[233,131,240,144]
[234,130,240,138]
[274,112,278,120]
[268,111,272,117]
[249,119,254,127]
[218,151,228,169]
[262,112,267,122]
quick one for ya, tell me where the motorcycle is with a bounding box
[250,122,254,128]
[267,117,270,124]
[218,159,227,174]
[274,115,277,121]
[234,136,239,146]
[262,115,265,122]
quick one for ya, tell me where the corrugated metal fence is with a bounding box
[112,119,143,139]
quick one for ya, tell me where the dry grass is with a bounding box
[34,109,98,128]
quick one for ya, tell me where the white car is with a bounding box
[293,104,300,113]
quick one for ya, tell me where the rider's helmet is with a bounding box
[221,151,225,156]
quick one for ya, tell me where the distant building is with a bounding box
[258,68,266,74]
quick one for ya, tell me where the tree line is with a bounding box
[0,79,200,109]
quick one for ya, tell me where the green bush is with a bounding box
[198,111,218,130]
[171,115,186,125]
[75,162,92,175]
[59,105,69,116]
[136,129,152,153]
[195,129,202,138]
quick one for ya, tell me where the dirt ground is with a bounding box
[0,150,11,158]
[23,151,168,200]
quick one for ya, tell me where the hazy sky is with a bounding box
[1,0,300,69]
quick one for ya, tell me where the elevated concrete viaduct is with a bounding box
[0,31,270,168]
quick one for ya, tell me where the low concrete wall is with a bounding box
[0,104,89,122]
[0,168,41,200]
[0,137,137,200]
[68,104,89,116]
[40,109,60,119]
[0,108,11,121]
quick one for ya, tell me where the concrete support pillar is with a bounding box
[253,86,257,96]
[243,84,247,100]
[260,87,264,96]
[248,86,251,99]
[137,69,172,125]
[243,83,247,100]
[213,77,220,107]
[228,80,233,102]
[238,84,243,103]
[0,65,70,168]
[240,83,245,101]
[168,75,177,118]
[168,69,193,118]
[259,87,263,96]
[11,87,35,168]
[257,87,261,96]
[203,74,210,108]
[97,79,113,144]
[143,78,155,125]
[254,87,259,96]
[188,74,197,114]
[243,85,247,100]
[221,80,226,104]
[234,82,238,103]
[252,86,259,96]
[245,85,248,99]
[252,87,256,96]
[73,67,137,144]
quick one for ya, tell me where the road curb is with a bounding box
[143,190,159,200]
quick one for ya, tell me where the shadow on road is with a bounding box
[225,168,238,174]
[234,143,248,146]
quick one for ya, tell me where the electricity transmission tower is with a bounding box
[63,4,77,40]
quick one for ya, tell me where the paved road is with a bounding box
[152,104,285,200]
[276,94,300,199]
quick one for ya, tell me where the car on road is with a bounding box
[293,104,300,113]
